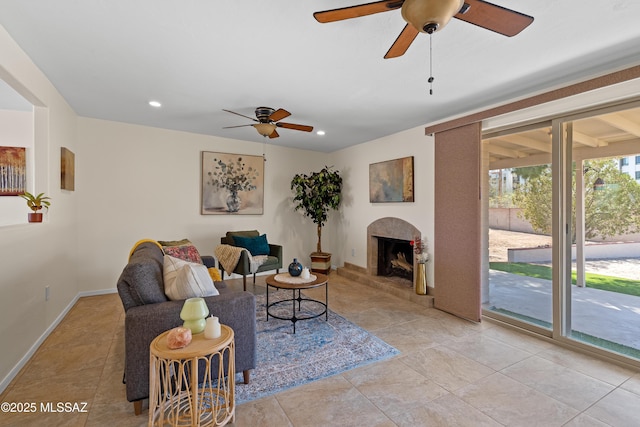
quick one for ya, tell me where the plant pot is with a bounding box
[28,212,43,223]
[310,252,331,275]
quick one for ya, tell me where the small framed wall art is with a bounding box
[201,151,264,215]
[0,146,26,196]
[61,147,75,191]
[369,156,414,203]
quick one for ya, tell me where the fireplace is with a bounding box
[367,217,421,281]
[377,237,414,280]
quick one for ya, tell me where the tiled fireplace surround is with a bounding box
[337,217,434,307]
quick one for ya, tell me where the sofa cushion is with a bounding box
[232,234,270,256]
[121,243,168,305]
[259,255,280,269]
[164,255,219,300]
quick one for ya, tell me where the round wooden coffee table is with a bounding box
[265,272,328,333]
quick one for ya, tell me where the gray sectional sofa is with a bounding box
[116,241,257,415]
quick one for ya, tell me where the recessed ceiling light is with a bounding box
[148,100,162,108]
[316,130,326,136]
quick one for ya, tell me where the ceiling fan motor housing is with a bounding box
[255,106,275,123]
[401,0,464,33]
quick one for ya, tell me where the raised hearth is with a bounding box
[337,263,434,308]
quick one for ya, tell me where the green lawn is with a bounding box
[490,262,640,297]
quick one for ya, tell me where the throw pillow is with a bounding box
[158,238,191,247]
[208,267,222,282]
[232,234,270,256]
[163,255,219,301]
[160,239,203,264]
[226,230,259,246]
[158,239,191,246]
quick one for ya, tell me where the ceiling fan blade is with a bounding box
[269,129,279,139]
[222,109,258,122]
[222,124,255,129]
[454,0,534,37]
[276,122,314,132]
[314,0,403,23]
[269,108,291,122]
[384,24,419,59]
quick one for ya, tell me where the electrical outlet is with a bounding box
[45,286,50,301]
[351,248,356,257]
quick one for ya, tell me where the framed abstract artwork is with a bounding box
[61,147,75,191]
[201,151,264,215]
[369,156,414,203]
[0,146,26,196]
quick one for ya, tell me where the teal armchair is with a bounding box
[219,230,283,291]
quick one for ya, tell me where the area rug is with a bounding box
[233,290,400,404]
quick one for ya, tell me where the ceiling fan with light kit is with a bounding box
[222,107,313,139]
[314,0,534,58]
[314,0,534,93]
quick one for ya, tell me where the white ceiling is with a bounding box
[2,1,640,152]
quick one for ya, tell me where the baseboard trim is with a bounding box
[78,288,117,298]
[0,288,117,394]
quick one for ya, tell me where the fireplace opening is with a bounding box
[376,237,413,281]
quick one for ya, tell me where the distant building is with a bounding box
[619,155,640,182]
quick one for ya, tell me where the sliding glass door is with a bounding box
[566,106,640,358]
[483,101,640,363]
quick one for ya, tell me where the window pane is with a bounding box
[570,107,640,359]
[483,126,553,330]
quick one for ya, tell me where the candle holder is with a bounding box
[205,315,222,339]
[180,298,209,334]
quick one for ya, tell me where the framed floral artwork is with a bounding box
[0,146,26,196]
[201,151,264,215]
[369,156,414,203]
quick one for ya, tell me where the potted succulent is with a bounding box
[20,191,51,223]
[291,166,342,274]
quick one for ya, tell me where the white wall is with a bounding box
[329,126,436,288]
[75,118,328,292]
[0,25,79,388]
[74,118,437,294]
[0,22,437,391]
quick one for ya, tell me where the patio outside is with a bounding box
[486,229,640,358]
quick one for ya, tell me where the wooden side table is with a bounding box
[149,325,235,427]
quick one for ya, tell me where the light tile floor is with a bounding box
[1,272,639,426]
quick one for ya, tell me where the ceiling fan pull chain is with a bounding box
[262,137,267,161]
[428,33,434,95]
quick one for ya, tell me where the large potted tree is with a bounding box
[291,166,342,274]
